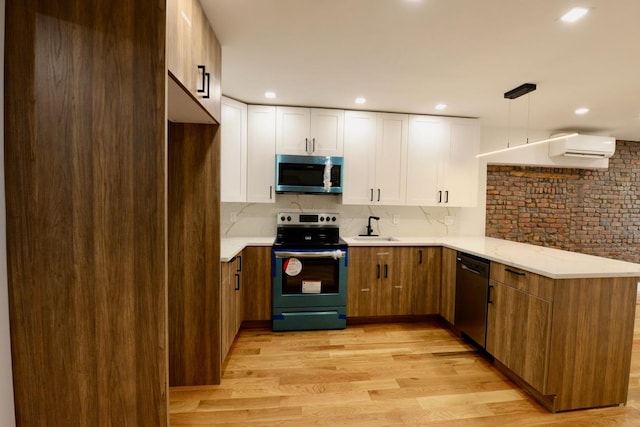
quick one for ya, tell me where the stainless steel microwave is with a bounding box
[275,154,343,194]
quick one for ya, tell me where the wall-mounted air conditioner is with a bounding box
[548,134,615,159]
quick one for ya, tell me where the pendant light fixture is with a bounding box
[476,82,575,158]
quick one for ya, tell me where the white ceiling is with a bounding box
[201,0,640,142]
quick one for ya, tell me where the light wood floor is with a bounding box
[170,307,640,426]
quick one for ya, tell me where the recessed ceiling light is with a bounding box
[435,103,447,111]
[264,91,276,99]
[355,97,366,105]
[575,107,590,115]
[561,7,589,23]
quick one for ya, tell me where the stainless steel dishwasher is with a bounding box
[454,252,491,349]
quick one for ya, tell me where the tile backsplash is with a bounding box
[221,194,464,238]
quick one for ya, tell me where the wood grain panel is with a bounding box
[389,247,414,316]
[220,261,233,362]
[347,247,380,317]
[486,281,551,392]
[491,262,554,301]
[411,247,442,315]
[242,246,273,322]
[440,247,457,324]
[168,122,221,386]
[546,277,638,411]
[5,1,167,424]
[166,0,221,122]
[234,255,244,333]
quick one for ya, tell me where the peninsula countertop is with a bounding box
[221,235,640,279]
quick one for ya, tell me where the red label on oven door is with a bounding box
[284,258,302,276]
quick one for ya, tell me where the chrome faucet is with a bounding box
[362,216,380,236]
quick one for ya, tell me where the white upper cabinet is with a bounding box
[276,107,344,156]
[406,115,480,207]
[406,115,449,206]
[445,118,480,206]
[342,112,408,205]
[342,111,377,204]
[221,97,247,202]
[375,113,408,205]
[247,105,276,203]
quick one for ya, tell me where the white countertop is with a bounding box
[221,235,640,279]
[221,237,274,262]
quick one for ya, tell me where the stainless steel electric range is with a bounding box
[272,212,348,331]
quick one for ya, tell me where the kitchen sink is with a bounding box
[352,236,400,242]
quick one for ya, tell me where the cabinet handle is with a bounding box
[376,264,380,279]
[505,268,526,277]
[203,72,210,99]
[438,190,442,203]
[312,138,316,153]
[418,249,423,264]
[370,188,374,202]
[445,190,449,203]
[384,264,388,279]
[236,255,242,272]
[361,288,370,292]
[377,189,381,202]
[234,273,240,291]
[197,65,206,94]
[269,185,273,200]
[305,138,309,153]
[488,284,494,304]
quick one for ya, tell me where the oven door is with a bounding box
[272,248,347,309]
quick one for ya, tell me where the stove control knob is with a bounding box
[287,216,292,222]
[332,216,337,222]
[280,216,285,221]
[320,217,325,222]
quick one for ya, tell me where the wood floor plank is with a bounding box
[170,312,640,426]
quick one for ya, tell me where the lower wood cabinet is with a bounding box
[347,247,386,317]
[242,246,273,322]
[486,261,638,412]
[408,247,441,315]
[347,246,441,317]
[486,280,551,392]
[221,254,243,363]
[439,247,457,324]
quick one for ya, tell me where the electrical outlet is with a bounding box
[230,212,238,223]
[392,214,400,225]
[444,216,454,226]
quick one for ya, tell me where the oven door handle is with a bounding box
[274,249,345,259]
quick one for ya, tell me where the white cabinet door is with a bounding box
[247,105,276,203]
[444,118,480,207]
[221,97,247,202]
[276,107,344,156]
[310,108,344,156]
[406,115,449,206]
[375,113,408,205]
[275,106,310,155]
[342,110,377,204]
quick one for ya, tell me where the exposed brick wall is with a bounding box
[486,140,640,263]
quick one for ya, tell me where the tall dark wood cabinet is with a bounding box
[4,1,168,425]
[168,122,221,386]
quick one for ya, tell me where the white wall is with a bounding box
[1,0,17,424]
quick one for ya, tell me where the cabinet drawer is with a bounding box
[490,262,554,301]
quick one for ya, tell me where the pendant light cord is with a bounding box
[507,101,511,148]
[526,93,531,144]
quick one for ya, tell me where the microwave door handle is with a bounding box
[275,250,345,259]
